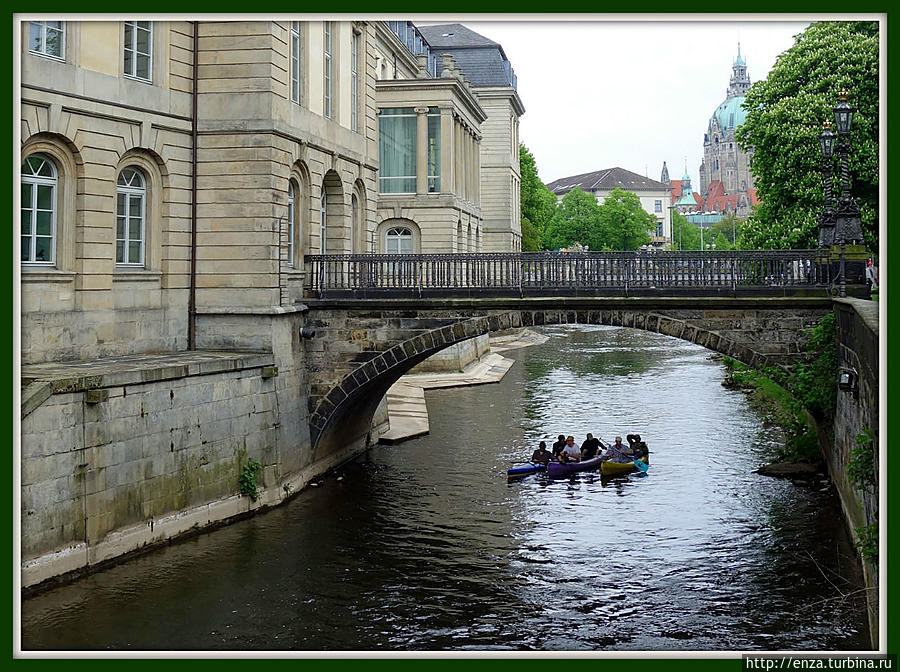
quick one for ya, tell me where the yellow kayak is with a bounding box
[600,453,649,476]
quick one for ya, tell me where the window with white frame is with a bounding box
[351,30,360,132]
[385,226,412,254]
[116,167,146,265]
[21,154,58,265]
[427,107,441,193]
[654,199,663,213]
[290,22,302,105]
[379,108,416,194]
[323,21,333,119]
[29,21,65,60]
[124,21,152,81]
[287,181,296,266]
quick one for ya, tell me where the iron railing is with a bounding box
[304,250,833,297]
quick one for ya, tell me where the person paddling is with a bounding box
[581,433,601,460]
[531,441,552,465]
[559,435,581,463]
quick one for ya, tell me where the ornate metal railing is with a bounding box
[304,250,833,297]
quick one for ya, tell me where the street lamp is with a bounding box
[818,90,864,297]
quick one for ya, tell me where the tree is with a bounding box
[736,21,878,250]
[543,187,603,250]
[671,211,701,250]
[596,188,654,250]
[710,214,745,247]
[519,144,557,251]
[713,231,731,251]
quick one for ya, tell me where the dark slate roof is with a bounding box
[418,24,500,49]
[545,167,670,195]
[417,23,514,88]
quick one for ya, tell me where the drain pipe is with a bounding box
[188,20,199,350]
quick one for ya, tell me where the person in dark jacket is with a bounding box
[581,433,602,460]
[551,434,566,457]
[531,441,552,465]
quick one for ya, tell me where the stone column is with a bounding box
[415,106,429,195]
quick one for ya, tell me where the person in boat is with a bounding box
[609,436,636,462]
[626,433,647,459]
[559,435,581,463]
[531,441,552,465]
[581,433,602,460]
[551,434,567,458]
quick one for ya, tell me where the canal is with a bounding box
[20,325,870,651]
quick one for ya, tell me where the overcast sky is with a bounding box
[419,16,812,186]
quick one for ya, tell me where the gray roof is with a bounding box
[417,23,515,89]
[546,167,670,195]
[418,24,501,50]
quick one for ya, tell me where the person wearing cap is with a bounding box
[609,435,635,462]
[559,435,581,463]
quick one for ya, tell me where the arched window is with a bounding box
[116,167,146,266]
[385,226,413,254]
[350,193,359,254]
[287,181,296,266]
[21,153,57,265]
[320,187,327,253]
[456,220,463,253]
[467,223,473,252]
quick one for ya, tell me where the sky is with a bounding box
[419,16,812,186]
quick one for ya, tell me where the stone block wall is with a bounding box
[20,356,284,587]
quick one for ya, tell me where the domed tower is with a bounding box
[700,45,755,205]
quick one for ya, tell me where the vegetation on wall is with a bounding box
[239,457,263,502]
[721,313,838,462]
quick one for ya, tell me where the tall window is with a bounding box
[124,21,152,81]
[350,193,359,253]
[287,182,296,266]
[320,188,327,253]
[427,108,441,193]
[323,22,333,119]
[385,227,412,254]
[378,108,416,194]
[351,30,360,132]
[21,154,57,265]
[290,22,302,105]
[116,167,146,266]
[29,21,65,60]
[654,200,663,213]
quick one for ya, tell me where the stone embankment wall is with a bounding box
[823,298,879,643]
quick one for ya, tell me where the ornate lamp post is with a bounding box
[819,90,865,297]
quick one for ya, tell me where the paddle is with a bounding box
[600,437,649,473]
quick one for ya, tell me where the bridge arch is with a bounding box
[306,302,831,454]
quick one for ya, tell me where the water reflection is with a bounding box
[20,325,869,651]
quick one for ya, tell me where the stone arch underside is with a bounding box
[306,304,831,453]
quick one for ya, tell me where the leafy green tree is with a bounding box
[710,214,745,246]
[736,21,878,250]
[543,187,603,250]
[713,231,731,251]
[671,211,701,250]
[596,188,654,250]
[519,144,557,251]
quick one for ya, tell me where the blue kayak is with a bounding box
[507,461,547,478]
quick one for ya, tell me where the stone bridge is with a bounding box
[303,295,834,453]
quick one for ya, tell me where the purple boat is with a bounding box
[546,455,606,479]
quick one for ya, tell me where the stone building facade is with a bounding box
[19,19,520,365]
[17,18,520,586]
[697,46,756,218]
[418,24,525,252]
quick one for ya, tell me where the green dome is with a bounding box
[711,95,746,134]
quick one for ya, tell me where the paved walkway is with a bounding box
[378,329,547,444]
